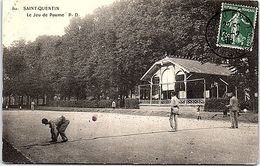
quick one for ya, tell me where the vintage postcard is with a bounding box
[2,0,258,165]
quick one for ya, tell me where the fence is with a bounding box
[139,78,206,105]
[140,98,205,105]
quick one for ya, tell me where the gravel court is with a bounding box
[2,110,259,164]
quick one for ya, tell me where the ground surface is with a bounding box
[2,138,32,164]
[2,110,259,164]
[38,106,259,123]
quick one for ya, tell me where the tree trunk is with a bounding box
[27,96,30,106]
[43,94,45,105]
[21,96,23,106]
[8,95,11,106]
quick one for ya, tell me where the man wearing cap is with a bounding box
[42,115,70,143]
[226,92,239,128]
[169,91,180,132]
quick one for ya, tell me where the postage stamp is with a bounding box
[217,3,258,51]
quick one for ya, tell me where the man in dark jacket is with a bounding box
[226,92,239,128]
[42,116,70,143]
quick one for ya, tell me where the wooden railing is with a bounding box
[139,98,205,105]
[179,98,205,105]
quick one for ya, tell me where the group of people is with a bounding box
[41,91,239,143]
[169,91,240,132]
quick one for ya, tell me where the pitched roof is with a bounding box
[141,57,232,81]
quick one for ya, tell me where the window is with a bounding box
[162,68,175,91]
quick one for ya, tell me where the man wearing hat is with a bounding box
[169,91,180,132]
[226,92,239,128]
[42,115,70,143]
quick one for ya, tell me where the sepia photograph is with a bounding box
[2,0,259,164]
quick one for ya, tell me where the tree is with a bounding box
[3,0,257,109]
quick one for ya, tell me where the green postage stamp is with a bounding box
[217,3,258,51]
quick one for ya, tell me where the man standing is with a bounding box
[112,100,116,110]
[31,101,35,111]
[42,116,70,143]
[169,91,180,132]
[226,92,239,128]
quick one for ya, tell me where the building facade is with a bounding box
[139,57,233,106]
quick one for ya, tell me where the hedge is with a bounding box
[124,98,139,109]
[239,100,258,111]
[47,100,110,108]
[46,98,139,109]
[204,98,229,112]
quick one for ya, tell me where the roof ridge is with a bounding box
[141,56,232,81]
[168,56,228,66]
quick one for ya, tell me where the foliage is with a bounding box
[240,100,258,112]
[47,99,116,108]
[204,97,258,112]
[125,98,140,109]
[3,0,258,108]
[204,98,229,112]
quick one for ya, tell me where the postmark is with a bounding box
[217,3,258,51]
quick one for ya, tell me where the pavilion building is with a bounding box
[139,56,234,106]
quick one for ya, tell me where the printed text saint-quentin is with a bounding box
[23,6,59,11]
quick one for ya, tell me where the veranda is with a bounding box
[138,56,233,106]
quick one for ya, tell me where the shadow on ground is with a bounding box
[21,126,253,149]
[2,138,32,164]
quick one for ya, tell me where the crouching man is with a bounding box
[42,116,70,143]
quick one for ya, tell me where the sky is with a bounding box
[3,0,116,46]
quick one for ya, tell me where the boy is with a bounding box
[197,105,202,120]
[112,100,116,110]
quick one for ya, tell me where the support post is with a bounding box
[216,83,219,99]
[138,85,140,103]
[150,83,152,105]
[159,84,161,106]
[204,79,206,102]
[184,72,187,105]
[150,77,153,105]
[159,67,162,106]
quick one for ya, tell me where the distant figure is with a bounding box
[197,105,202,120]
[42,116,70,143]
[223,92,229,117]
[226,92,239,128]
[223,107,228,117]
[169,91,180,132]
[112,100,116,110]
[31,101,35,111]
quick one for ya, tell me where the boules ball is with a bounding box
[92,115,97,121]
